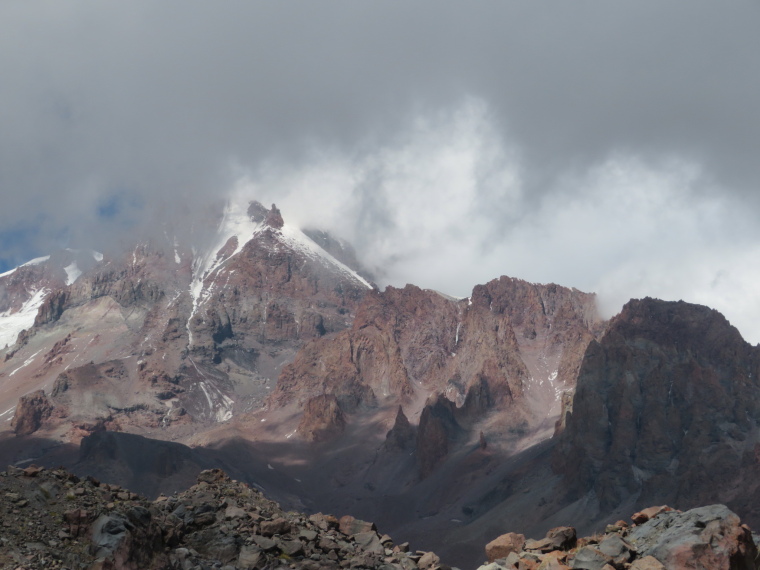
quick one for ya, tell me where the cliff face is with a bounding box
[272,276,604,482]
[553,298,760,525]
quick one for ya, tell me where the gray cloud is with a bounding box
[2,1,760,339]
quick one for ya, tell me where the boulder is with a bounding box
[629,556,665,570]
[570,546,612,570]
[353,531,385,555]
[485,532,526,563]
[628,504,757,570]
[597,534,634,565]
[11,390,53,435]
[339,514,376,536]
[545,527,577,551]
[631,506,673,525]
[259,517,291,537]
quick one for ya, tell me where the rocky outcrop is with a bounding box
[297,394,347,442]
[274,277,602,413]
[477,504,757,570]
[385,405,416,451]
[264,203,284,229]
[272,277,602,482]
[552,298,760,524]
[11,390,53,435]
[628,505,757,570]
[0,465,447,570]
[417,395,461,479]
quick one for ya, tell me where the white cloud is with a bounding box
[230,100,760,344]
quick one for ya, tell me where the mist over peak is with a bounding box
[1,2,759,342]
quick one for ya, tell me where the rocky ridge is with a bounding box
[273,278,603,479]
[0,464,450,570]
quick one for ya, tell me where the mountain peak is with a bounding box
[246,200,283,229]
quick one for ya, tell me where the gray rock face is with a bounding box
[571,546,612,570]
[553,298,760,527]
[91,513,130,558]
[475,504,759,570]
[628,504,757,570]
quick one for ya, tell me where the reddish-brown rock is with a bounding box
[338,515,376,536]
[629,556,665,570]
[273,277,603,480]
[631,506,674,525]
[485,532,526,562]
[264,203,284,229]
[297,394,347,442]
[11,390,53,435]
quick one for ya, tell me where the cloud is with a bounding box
[1,2,760,341]
[234,100,760,343]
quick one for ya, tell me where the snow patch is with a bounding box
[9,349,44,377]
[174,250,181,264]
[187,200,263,345]
[187,199,372,345]
[92,250,104,262]
[0,255,51,279]
[198,381,234,422]
[0,288,48,348]
[64,262,82,285]
[278,224,373,289]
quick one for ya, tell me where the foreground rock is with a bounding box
[0,465,450,570]
[477,504,757,570]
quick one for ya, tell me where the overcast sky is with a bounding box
[2,1,760,341]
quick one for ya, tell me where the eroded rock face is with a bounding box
[385,405,415,451]
[297,394,347,442]
[417,394,461,479]
[553,298,760,522]
[273,278,602,449]
[11,390,53,435]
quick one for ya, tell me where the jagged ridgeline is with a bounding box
[2,198,760,568]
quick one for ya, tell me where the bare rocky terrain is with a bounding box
[2,199,760,568]
[1,464,756,570]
